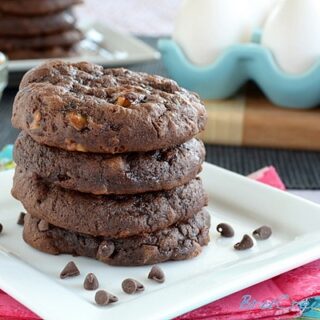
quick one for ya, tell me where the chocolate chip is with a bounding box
[216,223,234,238]
[0,223,3,234]
[253,226,272,240]
[17,212,26,226]
[234,235,254,251]
[38,220,49,232]
[84,273,99,290]
[148,265,165,283]
[60,261,80,279]
[96,241,115,262]
[122,278,144,294]
[95,290,118,306]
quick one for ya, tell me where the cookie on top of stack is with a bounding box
[11,60,210,266]
[0,0,83,60]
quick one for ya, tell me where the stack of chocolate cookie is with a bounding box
[11,60,210,266]
[0,0,83,60]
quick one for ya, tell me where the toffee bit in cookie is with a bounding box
[253,226,272,240]
[38,219,49,232]
[95,290,118,306]
[122,278,144,294]
[67,111,88,131]
[84,273,99,290]
[0,223,3,234]
[64,139,87,152]
[60,261,80,279]
[17,212,26,226]
[216,223,234,238]
[148,265,165,283]
[29,110,41,130]
[116,96,131,107]
[234,234,254,251]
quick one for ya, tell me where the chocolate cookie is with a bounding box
[0,0,82,16]
[0,29,83,51]
[0,10,76,36]
[5,46,78,60]
[14,133,205,195]
[12,61,207,153]
[12,168,208,238]
[23,210,211,266]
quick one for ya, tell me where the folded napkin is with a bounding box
[0,147,319,320]
[0,145,14,171]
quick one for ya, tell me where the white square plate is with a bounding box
[0,162,320,320]
[7,22,160,72]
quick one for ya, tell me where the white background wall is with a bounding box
[76,0,182,36]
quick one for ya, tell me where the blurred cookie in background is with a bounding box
[0,0,83,60]
[5,46,78,60]
[0,29,83,52]
[0,0,82,16]
[0,10,77,36]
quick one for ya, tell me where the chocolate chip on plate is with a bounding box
[253,226,272,240]
[95,290,118,306]
[148,265,165,283]
[0,223,3,234]
[216,223,234,238]
[84,273,99,290]
[17,212,26,226]
[60,261,80,279]
[122,278,144,294]
[234,234,254,251]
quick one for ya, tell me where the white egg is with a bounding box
[173,0,252,66]
[249,0,279,27]
[261,0,320,74]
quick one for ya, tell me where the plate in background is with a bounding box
[7,22,160,73]
[0,162,320,320]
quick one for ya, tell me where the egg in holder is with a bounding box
[158,33,320,109]
[0,52,7,102]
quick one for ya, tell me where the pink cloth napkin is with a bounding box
[1,166,319,320]
[177,259,320,319]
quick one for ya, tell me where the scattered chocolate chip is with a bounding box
[0,223,3,234]
[216,223,234,238]
[95,290,118,306]
[84,273,99,290]
[148,265,165,283]
[122,278,144,294]
[253,226,272,240]
[17,212,26,226]
[97,240,115,261]
[234,235,254,251]
[60,261,80,279]
[38,220,49,232]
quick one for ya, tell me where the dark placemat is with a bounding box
[205,145,320,189]
[1,37,320,189]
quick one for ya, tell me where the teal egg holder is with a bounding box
[158,31,320,109]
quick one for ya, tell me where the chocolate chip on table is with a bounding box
[216,223,234,238]
[84,273,99,290]
[0,223,3,234]
[60,261,80,279]
[148,265,165,283]
[95,290,118,306]
[253,226,272,240]
[234,235,254,251]
[122,278,144,294]
[17,212,26,226]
